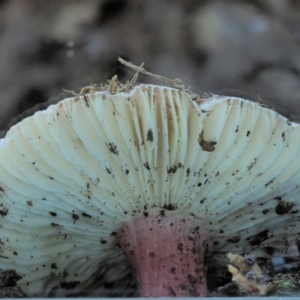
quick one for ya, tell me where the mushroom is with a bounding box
[0,81,300,297]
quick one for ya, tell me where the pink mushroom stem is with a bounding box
[117,210,212,297]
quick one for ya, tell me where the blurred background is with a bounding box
[0,0,300,131]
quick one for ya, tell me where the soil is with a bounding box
[0,270,26,298]
[0,0,300,134]
[1,255,300,297]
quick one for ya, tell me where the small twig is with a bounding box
[118,57,186,90]
[63,89,80,96]
[131,62,144,85]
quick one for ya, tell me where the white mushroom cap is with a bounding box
[0,84,299,296]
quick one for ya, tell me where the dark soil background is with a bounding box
[0,0,300,131]
[0,270,25,298]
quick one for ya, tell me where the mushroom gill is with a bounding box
[0,83,299,297]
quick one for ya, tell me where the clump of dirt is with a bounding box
[0,269,26,298]
[208,251,300,297]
